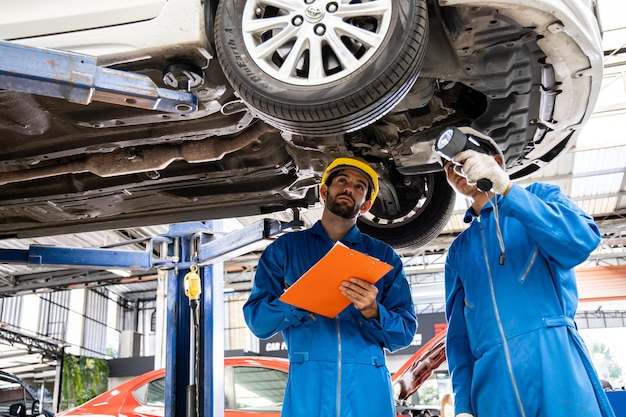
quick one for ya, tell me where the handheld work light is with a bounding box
[435,127,494,192]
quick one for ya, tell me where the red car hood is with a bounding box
[391,329,447,401]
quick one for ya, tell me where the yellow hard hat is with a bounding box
[321,157,379,203]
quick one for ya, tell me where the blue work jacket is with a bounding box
[445,183,615,417]
[243,221,417,417]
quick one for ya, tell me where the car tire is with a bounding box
[214,0,429,136]
[357,171,455,251]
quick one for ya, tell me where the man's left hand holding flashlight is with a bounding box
[454,150,512,195]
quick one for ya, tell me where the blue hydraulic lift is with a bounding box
[0,217,303,417]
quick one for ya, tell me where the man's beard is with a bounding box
[326,192,363,219]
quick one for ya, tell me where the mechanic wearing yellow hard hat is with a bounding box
[320,156,380,205]
[244,156,416,417]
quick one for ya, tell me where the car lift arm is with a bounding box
[0,219,295,271]
[0,40,197,114]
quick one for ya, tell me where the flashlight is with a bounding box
[435,127,493,192]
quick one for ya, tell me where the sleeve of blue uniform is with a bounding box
[243,240,309,339]
[358,248,418,353]
[499,183,601,269]
[444,254,475,416]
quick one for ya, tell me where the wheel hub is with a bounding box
[304,6,324,23]
[241,0,393,85]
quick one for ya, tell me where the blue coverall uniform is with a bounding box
[243,221,417,417]
[445,182,615,417]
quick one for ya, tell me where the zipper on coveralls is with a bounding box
[520,249,538,283]
[336,319,341,417]
[479,221,526,417]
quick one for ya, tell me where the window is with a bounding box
[232,366,287,412]
[133,378,165,407]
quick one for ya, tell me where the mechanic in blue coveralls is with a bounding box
[243,157,417,417]
[439,127,615,417]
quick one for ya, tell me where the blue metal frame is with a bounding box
[201,221,224,417]
[165,228,193,417]
[27,245,153,269]
[0,217,303,417]
[163,220,225,417]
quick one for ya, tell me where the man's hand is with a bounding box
[339,278,379,319]
[454,150,511,194]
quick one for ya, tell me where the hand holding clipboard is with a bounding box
[279,242,393,318]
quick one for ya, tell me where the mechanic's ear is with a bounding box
[320,184,328,202]
[359,200,372,214]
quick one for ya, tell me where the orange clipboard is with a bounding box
[279,242,393,318]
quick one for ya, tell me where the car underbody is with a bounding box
[0,0,602,251]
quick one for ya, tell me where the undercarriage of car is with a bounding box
[0,0,602,251]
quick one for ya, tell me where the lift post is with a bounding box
[165,223,199,417]
[201,222,225,417]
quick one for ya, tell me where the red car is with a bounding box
[56,332,446,417]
